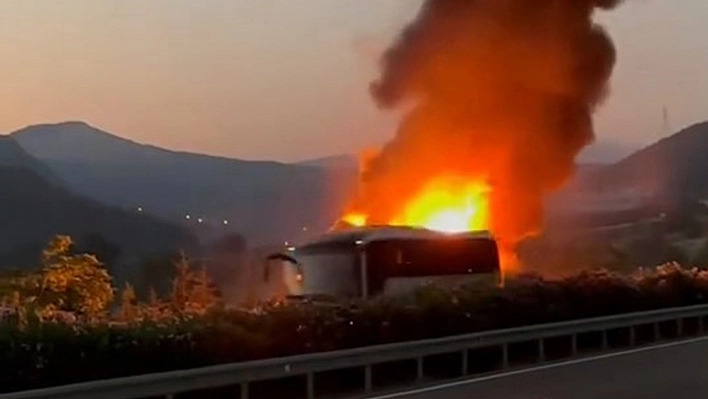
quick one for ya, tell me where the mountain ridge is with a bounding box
[11,122,354,244]
[0,138,199,273]
[0,135,62,185]
[12,121,293,167]
[582,121,708,200]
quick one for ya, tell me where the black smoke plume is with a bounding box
[345,0,624,269]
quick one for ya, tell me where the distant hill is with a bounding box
[0,138,199,273]
[545,121,708,229]
[297,154,358,171]
[582,122,708,201]
[0,136,61,185]
[12,122,356,244]
[0,136,198,273]
[576,139,636,164]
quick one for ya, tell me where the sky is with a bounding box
[0,0,707,163]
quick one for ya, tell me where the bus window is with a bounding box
[366,238,500,296]
[295,250,361,298]
[367,238,500,278]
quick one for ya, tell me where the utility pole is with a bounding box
[662,106,670,138]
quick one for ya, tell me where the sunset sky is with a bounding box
[1,0,707,162]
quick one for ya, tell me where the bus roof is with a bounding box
[296,226,493,251]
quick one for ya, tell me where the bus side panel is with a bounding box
[367,238,500,277]
[365,238,500,296]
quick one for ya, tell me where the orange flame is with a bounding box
[343,177,490,234]
[390,178,490,233]
[340,176,520,278]
[343,213,368,228]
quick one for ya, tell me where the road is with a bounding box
[368,336,708,399]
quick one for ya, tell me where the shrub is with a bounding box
[3,263,708,392]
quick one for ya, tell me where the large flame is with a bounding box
[343,212,368,228]
[343,177,490,234]
[391,178,489,233]
[340,0,624,277]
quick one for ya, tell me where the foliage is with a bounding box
[3,263,708,392]
[38,236,114,318]
[169,253,222,316]
[0,269,33,299]
[3,236,115,322]
[118,283,138,322]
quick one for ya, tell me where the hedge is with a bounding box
[2,264,708,393]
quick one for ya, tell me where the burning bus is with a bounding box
[265,226,500,300]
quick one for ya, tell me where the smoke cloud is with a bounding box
[347,0,624,263]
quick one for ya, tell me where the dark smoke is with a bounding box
[349,0,624,263]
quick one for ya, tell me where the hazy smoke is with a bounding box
[350,0,623,258]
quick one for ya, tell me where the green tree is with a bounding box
[191,267,221,311]
[169,254,221,315]
[38,235,115,319]
[148,287,160,306]
[118,283,138,321]
[0,269,34,300]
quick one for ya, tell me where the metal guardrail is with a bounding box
[5,303,708,399]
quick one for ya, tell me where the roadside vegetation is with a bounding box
[2,236,708,392]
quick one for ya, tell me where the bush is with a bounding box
[3,263,708,392]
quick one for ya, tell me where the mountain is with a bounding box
[545,121,708,228]
[0,138,198,273]
[0,167,199,269]
[576,139,636,164]
[297,154,358,171]
[0,135,61,185]
[582,122,708,201]
[12,122,355,244]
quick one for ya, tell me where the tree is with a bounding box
[169,253,221,315]
[38,235,114,319]
[0,269,34,300]
[191,267,221,311]
[118,283,138,321]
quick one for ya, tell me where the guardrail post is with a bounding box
[571,334,577,356]
[502,343,509,368]
[601,330,608,350]
[240,382,249,399]
[416,357,424,382]
[538,338,545,363]
[629,327,636,347]
[461,349,468,375]
[306,372,315,399]
[654,322,661,341]
[677,318,683,337]
[364,365,373,393]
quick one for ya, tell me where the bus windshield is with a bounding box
[294,250,361,298]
